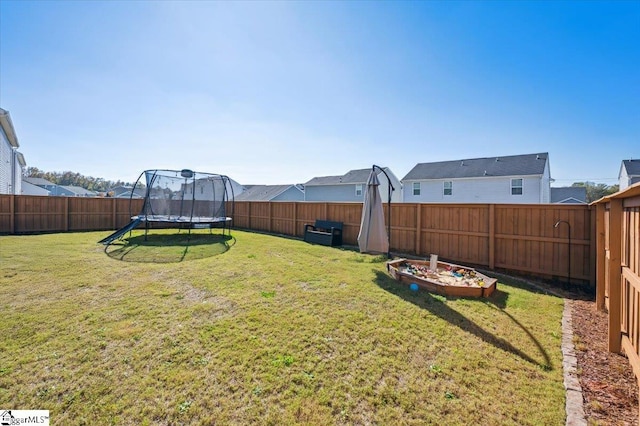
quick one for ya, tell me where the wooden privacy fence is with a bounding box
[0,195,593,287]
[0,195,144,233]
[232,200,593,286]
[595,183,640,397]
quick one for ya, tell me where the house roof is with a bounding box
[24,177,55,186]
[235,185,301,201]
[402,153,549,180]
[16,152,26,167]
[61,185,96,196]
[622,159,640,177]
[0,108,19,148]
[551,187,587,204]
[21,180,50,195]
[305,168,389,186]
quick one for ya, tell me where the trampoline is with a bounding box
[99,169,234,245]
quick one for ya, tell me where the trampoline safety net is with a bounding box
[135,169,232,223]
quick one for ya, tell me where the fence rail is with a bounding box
[0,195,594,287]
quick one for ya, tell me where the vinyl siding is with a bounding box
[620,167,631,190]
[0,127,11,194]
[272,187,304,201]
[402,176,545,203]
[305,184,363,202]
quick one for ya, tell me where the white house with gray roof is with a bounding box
[619,159,640,190]
[236,184,304,202]
[402,153,551,204]
[0,108,26,195]
[304,167,402,203]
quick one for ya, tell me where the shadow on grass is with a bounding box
[105,232,235,263]
[374,270,553,370]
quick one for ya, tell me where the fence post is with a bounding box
[590,204,597,291]
[293,202,298,237]
[596,202,606,310]
[65,197,70,232]
[415,203,421,255]
[608,198,622,353]
[489,204,495,269]
[10,195,15,234]
[112,197,117,229]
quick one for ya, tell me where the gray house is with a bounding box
[550,186,587,204]
[109,185,146,198]
[304,167,402,202]
[24,177,76,196]
[61,185,98,197]
[236,184,304,202]
[619,159,640,190]
[402,153,551,204]
[0,108,26,195]
[21,179,50,196]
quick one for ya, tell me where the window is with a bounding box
[413,182,421,196]
[355,184,363,197]
[511,178,523,195]
[443,181,452,196]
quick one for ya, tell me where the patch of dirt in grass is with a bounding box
[572,298,638,425]
[191,296,238,320]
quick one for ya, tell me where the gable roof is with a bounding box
[622,159,640,177]
[0,108,19,148]
[305,168,389,186]
[551,186,587,204]
[61,185,97,196]
[235,185,302,201]
[24,177,56,186]
[16,152,26,167]
[21,180,50,196]
[402,153,549,180]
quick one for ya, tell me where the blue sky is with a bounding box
[1,1,638,186]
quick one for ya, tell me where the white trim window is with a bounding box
[443,181,452,196]
[413,182,420,196]
[511,178,523,195]
[355,184,363,197]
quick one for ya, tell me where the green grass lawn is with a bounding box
[0,229,565,425]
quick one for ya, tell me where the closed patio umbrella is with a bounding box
[357,169,389,255]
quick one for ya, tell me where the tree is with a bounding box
[25,168,134,193]
[571,181,619,203]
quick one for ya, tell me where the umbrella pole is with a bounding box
[372,165,395,259]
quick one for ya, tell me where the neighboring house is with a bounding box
[0,108,25,195]
[550,186,587,204]
[236,184,304,202]
[24,177,58,193]
[110,185,135,197]
[402,152,551,204]
[110,185,146,198]
[61,185,98,197]
[24,177,76,196]
[619,159,640,191]
[21,179,50,196]
[304,167,402,202]
[115,190,144,199]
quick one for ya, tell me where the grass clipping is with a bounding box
[0,230,565,425]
